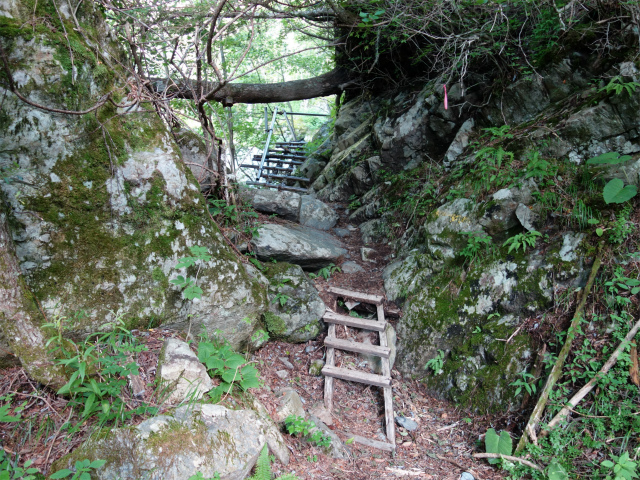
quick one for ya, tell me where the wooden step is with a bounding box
[245,182,308,193]
[265,152,306,160]
[323,311,386,332]
[328,287,384,306]
[260,173,310,183]
[321,365,391,388]
[340,432,395,452]
[324,337,390,358]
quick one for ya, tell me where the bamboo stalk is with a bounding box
[540,315,640,437]
[515,246,603,454]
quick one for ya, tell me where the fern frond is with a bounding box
[249,444,272,480]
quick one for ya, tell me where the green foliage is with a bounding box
[283,415,332,449]
[208,199,260,239]
[188,472,220,480]
[348,194,362,210]
[599,76,640,97]
[0,395,24,423]
[547,460,569,480]
[424,349,445,374]
[502,230,542,254]
[602,179,637,204]
[0,449,40,480]
[272,292,289,307]
[586,152,632,166]
[170,246,211,300]
[524,151,556,182]
[458,231,493,262]
[50,459,106,480]
[609,206,635,244]
[247,445,299,480]
[510,372,537,397]
[309,263,341,280]
[45,314,157,428]
[485,428,512,465]
[601,452,638,480]
[251,329,270,345]
[197,340,261,401]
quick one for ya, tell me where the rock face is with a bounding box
[53,403,288,480]
[0,2,267,363]
[240,188,338,230]
[157,339,214,405]
[251,224,346,269]
[262,262,325,342]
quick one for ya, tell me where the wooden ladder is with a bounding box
[322,286,396,452]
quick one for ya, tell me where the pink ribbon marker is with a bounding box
[443,84,448,110]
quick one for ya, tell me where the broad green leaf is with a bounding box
[596,228,604,236]
[603,179,637,204]
[197,342,216,362]
[170,275,186,285]
[222,369,239,384]
[485,428,500,464]
[225,354,245,370]
[547,459,568,480]
[183,285,203,300]
[205,356,225,372]
[586,152,631,165]
[498,430,512,456]
[50,469,73,479]
[83,393,96,418]
[175,257,196,269]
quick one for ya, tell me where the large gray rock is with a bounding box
[53,403,288,480]
[263,263,325,342]
[157,338,213,405]
[175,129,216,190]
[240,189,301,221]
[299,195,339,230]
[273,387,306,422]
[251,224,347,269]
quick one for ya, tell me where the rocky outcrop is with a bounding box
[0,2,267,367]
[53,403,288,480]
[240,188,338,230]
[262,262,325,342]
[156,338,214,405]
[250,223,346,269]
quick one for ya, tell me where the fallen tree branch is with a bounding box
[515,245,603,454]
[540,315,640,437]
[472,453,543,472]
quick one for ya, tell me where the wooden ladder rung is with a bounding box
[321,365,391,388]
[328,287,384,306]
[324,337,390,358]
[323,311,386,332]
[341,432,395,452]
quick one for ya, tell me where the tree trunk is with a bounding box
[150,67,351,106]
[0,206,66,389]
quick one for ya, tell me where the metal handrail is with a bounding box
[256,107,279,181]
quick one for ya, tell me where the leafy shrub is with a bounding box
[197,341,261,401]
[424,349,445,374]
[503,230,542,254]
[283,415,332,449]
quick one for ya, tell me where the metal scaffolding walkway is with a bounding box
[241,107,326,193]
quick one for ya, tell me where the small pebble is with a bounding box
[275,370,289,379]
[395,415,419,431]
[279,357,294,369]
[460,472,475,480]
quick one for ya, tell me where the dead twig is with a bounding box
[472,453,543,471]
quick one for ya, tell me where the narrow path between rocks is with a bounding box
[251,201,507,480]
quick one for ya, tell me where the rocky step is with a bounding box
[260,173,310,183]
[321,365,391,388]
[244,181,308,193]
[323,311,386,332]
[328,286,384,306]
[324,337,390,358]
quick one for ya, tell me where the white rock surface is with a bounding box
[157,338,213,405]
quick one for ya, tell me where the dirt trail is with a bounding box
[252,203,507,479]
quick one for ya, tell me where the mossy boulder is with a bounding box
[390,231,591,412]
[261,262,324,342]
[51,403,288,480]
[0,1,267,361]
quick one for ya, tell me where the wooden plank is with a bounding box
[341,432,395,452]
[377,308,396,447]
[324,324,336,411]
[252,156,304,165]
[324,337,390,358]
[323,311,385,332]
[328,286,384,306]
[245,182,308,193]
[321,365,391,388]
[264,152,306,160]
[260,173,310,183]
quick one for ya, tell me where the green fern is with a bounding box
[248,445,300,480]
